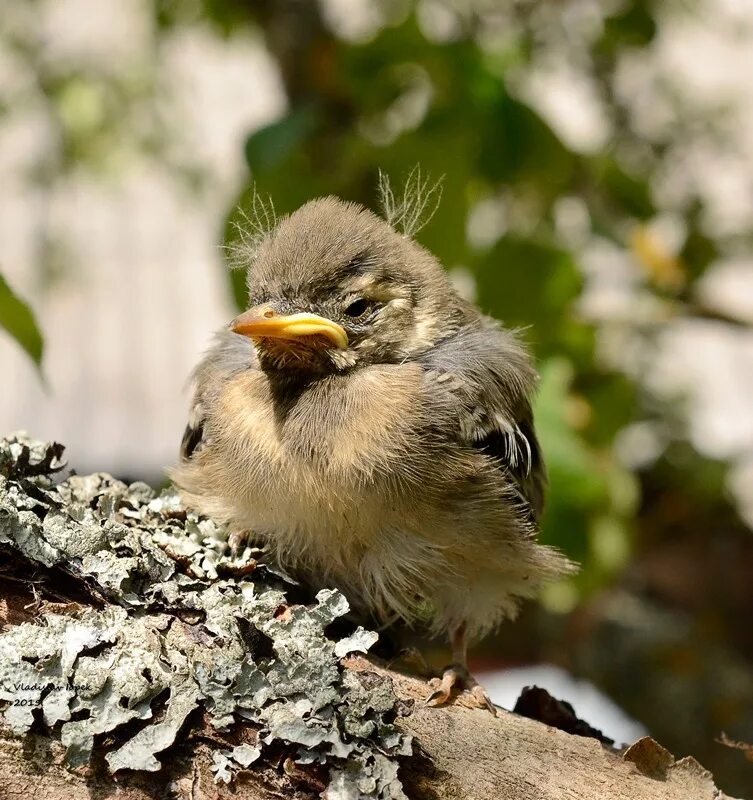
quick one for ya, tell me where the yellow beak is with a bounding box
[230,307,349,349]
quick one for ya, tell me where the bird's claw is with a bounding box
[426,676,453,707]
[425,664,497,714]
[227,529,249,558]
[469,683,496,714]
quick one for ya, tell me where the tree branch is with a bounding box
[0,434,741,799]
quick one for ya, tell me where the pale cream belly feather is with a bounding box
[172,365,559,640]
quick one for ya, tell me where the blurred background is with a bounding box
[1,0,752,794]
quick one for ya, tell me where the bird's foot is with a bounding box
[227,529,251,559]
[426,663,496,713]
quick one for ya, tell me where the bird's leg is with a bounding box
[426,624,496,713]
[227,529,249,558]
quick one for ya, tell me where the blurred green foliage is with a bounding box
[0,272,44,374]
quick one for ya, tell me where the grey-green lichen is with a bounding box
[0,434,412,799]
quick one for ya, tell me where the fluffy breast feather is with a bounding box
[172,363,444,542]
[171,355,573,639]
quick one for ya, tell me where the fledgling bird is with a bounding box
[171,185,575,710]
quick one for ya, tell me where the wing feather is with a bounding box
[421,318,547,521]
[179,330,256,461]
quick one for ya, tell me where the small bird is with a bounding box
[171,186,574,710]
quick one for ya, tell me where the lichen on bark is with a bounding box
[0,433,411,798]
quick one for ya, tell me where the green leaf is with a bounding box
[244,107,319,175]
[602,2,657,49]
[535,357,638,586]
[589,156,655,221]
[0,272,44,371]
[473,235,585,357]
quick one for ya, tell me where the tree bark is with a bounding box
[0,653,739,800]
[0,436,742,799]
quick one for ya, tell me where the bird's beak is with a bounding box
[230,306,349,349]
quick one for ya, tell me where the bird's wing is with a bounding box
[179,330,257,461]
[470,406,546,523]
[420,319,547,521]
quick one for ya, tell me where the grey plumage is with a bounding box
[171,196,574,703]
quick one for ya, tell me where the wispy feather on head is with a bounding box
[223,187,278,270]
[224,167,443,271]
[377,165,444,237]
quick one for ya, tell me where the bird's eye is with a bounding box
[344,298,370,318]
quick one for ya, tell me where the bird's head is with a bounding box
[230,196,465,374]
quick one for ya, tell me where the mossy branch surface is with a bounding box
[0,434,408,798]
